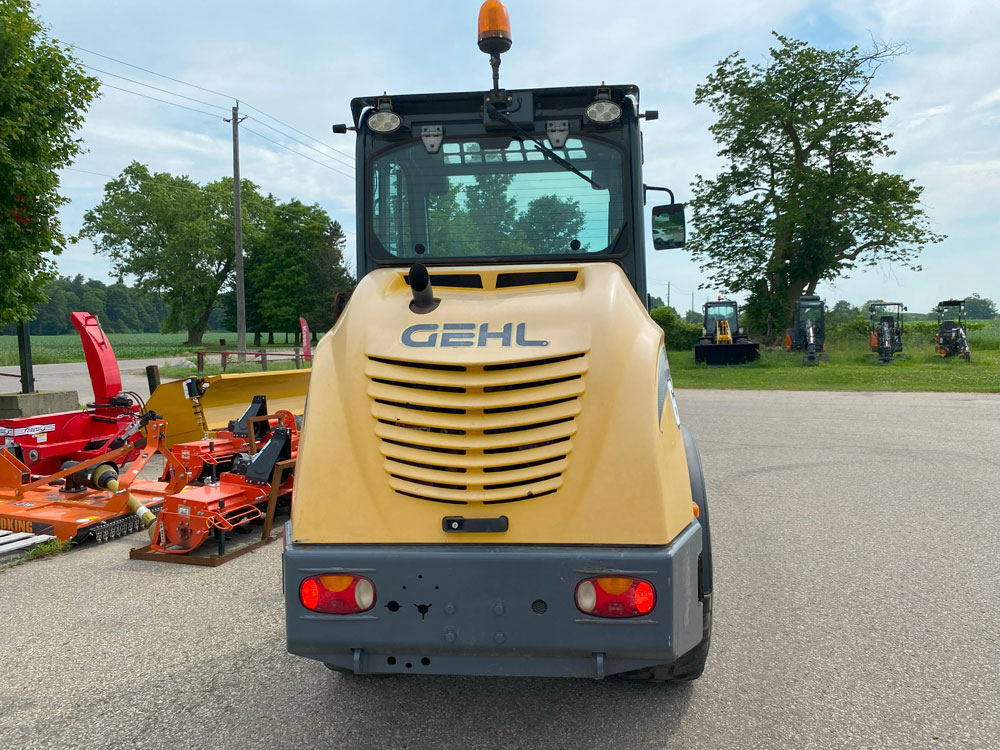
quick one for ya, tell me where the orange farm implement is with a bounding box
[130,402,298,565]
[0,418,187,543]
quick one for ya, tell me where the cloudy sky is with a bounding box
[38,0,1000,313]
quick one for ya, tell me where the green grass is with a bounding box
[670,327,1000,393]
[1,538,72,571]
[0,332,309,366]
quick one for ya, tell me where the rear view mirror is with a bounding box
[651,203,686,250]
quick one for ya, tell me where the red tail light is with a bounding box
[575,576,656,618]
[299,574,376,614]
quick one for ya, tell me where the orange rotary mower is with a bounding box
[0,416,187,543]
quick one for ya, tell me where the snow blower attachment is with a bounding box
[869,302,905,365]
[0,311,145,475]
[786,295,826,365]
[935,299,971,361]
[694,299,759,365]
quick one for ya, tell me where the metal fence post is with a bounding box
[145,365,161,396]
[294,348,301,369]
[16,322,35,394]
[260,349,268,371]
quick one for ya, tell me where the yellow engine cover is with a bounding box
[291,263,694,546]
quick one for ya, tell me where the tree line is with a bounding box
[0,275,170,336]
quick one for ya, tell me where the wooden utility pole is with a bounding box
[230,104,247,357]
[667,281,671,309]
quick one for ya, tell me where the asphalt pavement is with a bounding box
[0,389,997,749]
[0,357,189,402]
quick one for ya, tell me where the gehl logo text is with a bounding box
[401,323,548,348]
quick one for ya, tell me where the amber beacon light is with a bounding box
[477,0,512,54]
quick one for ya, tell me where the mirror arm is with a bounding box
[643,184,675,206]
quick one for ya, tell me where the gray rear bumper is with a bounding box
[283,521,704,678]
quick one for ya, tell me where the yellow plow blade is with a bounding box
[147,370,310,447]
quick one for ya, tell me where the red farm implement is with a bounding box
[0,312,145,476]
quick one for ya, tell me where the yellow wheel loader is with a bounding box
[284,0,713,681]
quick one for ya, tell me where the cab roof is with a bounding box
[350,84,639,127]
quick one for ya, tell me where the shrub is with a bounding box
[650,306,703,351]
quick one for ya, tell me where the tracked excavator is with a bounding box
[283,1,713,682]
[786,295,826,365]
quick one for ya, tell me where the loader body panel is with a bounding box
[290,263,693,548]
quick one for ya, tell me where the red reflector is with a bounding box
[299,574,376,614]
[574,576,656,618]
[300,578,320,610]
[634,581,655,614]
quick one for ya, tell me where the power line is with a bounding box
[100,82,224,120]
[97,84,352,179]
[242,104,354,164]
[85,64,231,112]
[72,44,235,101]
[73,43,353,164]
[246,115,354,168]
[86,63,352,172]
[241,126,354,181]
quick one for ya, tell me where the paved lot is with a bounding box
[1,389,997,749]
[0,357,188,402]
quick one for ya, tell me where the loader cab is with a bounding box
[346,84,676,302]
[702,300,739,340]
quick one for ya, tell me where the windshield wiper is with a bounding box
[485,103,603,190]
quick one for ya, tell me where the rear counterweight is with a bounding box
[283,522,704,678]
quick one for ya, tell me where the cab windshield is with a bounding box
[369,135,626,261]
[706,304,737,329]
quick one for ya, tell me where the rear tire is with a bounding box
[622,593,712,683]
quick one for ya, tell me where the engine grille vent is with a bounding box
[366,353,587,504]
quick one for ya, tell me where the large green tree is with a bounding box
[687,34,943,340]
[963,294,997,320]
[0,0,99,326]
[245,200,354,340]
[82,162,271,344]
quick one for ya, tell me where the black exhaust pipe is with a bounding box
[409,264,439,314]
